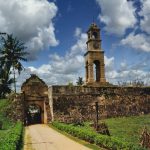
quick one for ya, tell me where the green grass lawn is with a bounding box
[101,114,150,144]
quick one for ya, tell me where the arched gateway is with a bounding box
[21,74,52,125]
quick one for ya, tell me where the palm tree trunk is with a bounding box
[13,66,16,94]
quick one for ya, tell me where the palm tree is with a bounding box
[0,34,28,93]
[0,68,14,98]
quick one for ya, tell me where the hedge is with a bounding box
[0,122,23,150]
[52,121,146,150]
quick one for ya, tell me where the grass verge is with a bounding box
[49,124,102,150]
[52,121,147,150]
[0,99,23,150]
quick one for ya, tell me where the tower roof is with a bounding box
[87,23,100,32]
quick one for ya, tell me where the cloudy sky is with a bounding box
[0,0,150,90]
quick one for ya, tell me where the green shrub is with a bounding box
[52,121,146,150]
[0,122,23,150]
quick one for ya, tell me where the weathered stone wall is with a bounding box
[49,86,150,122]
[6,94,25,122]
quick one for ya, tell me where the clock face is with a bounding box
[93,42,99,49]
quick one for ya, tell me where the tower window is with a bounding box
[93,60,100,82]
[92,32,98,39]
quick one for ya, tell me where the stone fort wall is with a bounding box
[48,86,150,122]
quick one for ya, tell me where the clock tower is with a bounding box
[84,23,106,86]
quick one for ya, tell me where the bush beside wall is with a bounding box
[0,122,23,150]
[52,121,146,150]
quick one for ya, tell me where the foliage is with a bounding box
[0,34,28,72]
[76,77,84,86]
[0,122,23,150]
[0,99,23,150]
[52,121,146,150]
[49,124,100,150]
[0,99,9,110]
[67,82,74,87]
[0,69,14,98]
[0,34,28,94]
[0,99,14,131]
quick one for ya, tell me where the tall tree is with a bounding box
[0,34,28,93]
[0,68,14,98]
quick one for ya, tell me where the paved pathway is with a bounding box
[23,124,91,150]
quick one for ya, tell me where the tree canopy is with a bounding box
[76,77,84,86]
[0,34,28,97]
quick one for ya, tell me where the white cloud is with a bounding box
[104,55,150,85]
[120,62,126,68]
[140,0,150,34]
[121,33,150,52]
[96,0,136,35]
[17,29,87,88]
[119,0,150,53]
[69,32,87,57]
[16,28,150,90]
[104,56,114,71]
[104,56,119,83]
[0,0,58,60]
[18,55,116,88]
[47,31,87,77]
[117,69,148,82]
[17,49,150,89]
[16,28,116,88]
[74,27,82,37]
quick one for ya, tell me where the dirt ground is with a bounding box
[23,124,91,150]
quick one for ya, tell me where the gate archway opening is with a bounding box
[27,104,42,125]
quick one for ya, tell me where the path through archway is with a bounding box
[27,104,42,125]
